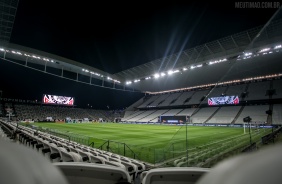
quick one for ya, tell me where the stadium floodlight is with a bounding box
[244,52,252,56]
[259,48,270,53]
[0,48,4,51]
[161,72,166,76]
[51,60,54,62]
[168,70,173,75]
[154,73,160,78]
[126,81,132,85]
[208,59,227,65]
[134,79,140,83]
[85,70,89,73]
[274,45,281,49]
[183,67,187,71]
[11,51,23,55]
[145,77,151,80]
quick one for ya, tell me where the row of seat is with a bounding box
[0,120,210,184]
[4,121,146,183]
[2,119,280,184]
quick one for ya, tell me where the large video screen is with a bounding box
[160,116,189,124]
[43,94,74,106]
[208,96,239,105]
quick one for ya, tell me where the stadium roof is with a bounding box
[1,18,282,92]
[0,0,18,43]
[0,2,281,91]
[112,19,282,82]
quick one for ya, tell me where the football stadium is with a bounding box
[1,1,282,184]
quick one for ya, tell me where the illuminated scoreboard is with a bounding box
[43,94,74,106]
[208,96,239,105]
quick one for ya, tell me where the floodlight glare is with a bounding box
[244,52,252,56]
[154,73,160,78]
[259,48,270,53]
[168,70,173,75]
[183,68,187,71]
[161,72,166,76]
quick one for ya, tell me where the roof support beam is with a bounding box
[246,31,252,42]
[0,19,14,23]
[0,12,16,17]
[205,44,213,54]
[231,36,239,48]
[0,2,17,9]
[217,40,226,51]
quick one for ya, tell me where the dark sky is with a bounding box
[0,1,280,109]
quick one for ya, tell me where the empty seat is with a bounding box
[142,167,209,184]
[54,162,131,184]
[196,143,282,184]
[0,139,68,184]
[58,147,83,162]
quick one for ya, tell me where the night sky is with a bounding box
[0,1,280,109]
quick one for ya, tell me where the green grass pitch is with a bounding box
[32,122,270,164]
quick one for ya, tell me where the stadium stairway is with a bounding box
[231,105,245,124]
[203,107,221,123]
